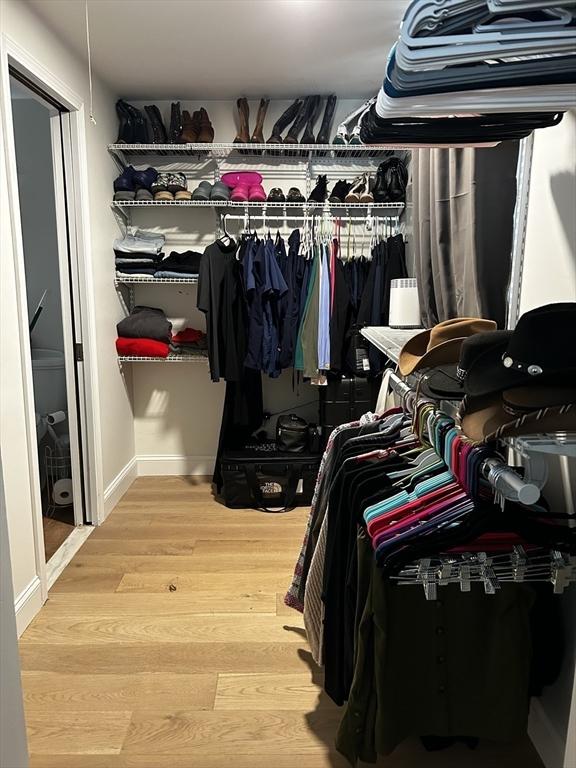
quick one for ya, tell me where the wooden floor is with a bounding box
[42,515,75,561]
[20,477,544,768]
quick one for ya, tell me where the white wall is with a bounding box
[520,112,576,768]
[0,0,136,631]
[127,98,371,472]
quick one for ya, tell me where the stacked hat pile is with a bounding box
[114,228,165,277]
[398,304,576,442]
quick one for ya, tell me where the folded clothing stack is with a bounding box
[170,327,208,357]
[116,305,172,358]
[155,250,203,278]
[114,228,166,277]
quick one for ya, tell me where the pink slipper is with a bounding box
[248,184,266,203]
[231,183,249,202]
[221,171,263,189]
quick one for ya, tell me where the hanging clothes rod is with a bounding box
[386,369,541,504]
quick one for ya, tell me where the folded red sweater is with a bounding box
[172,327,204,344]
[116,337,169,357]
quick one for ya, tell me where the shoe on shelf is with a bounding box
[113,190,136,201]
[151,173,173,200]
[180,110,198,143]
[234,98,250,144]
[308,174,328,203]
[167,173,187,194]
[287,187,305,203]
[135,188,153,201]
[230,183,249,202]
[132,167,158,190]
[250,98,270,144]
[267,188,285,203]
[115,100,134,143]
[197,108,214,143]
[169,101,182,143]
[248,184,266,203]
[144,105,168,143]
[211,181,231,202]
[359,173,374,203]
[345,174,369,203]
[284,96,315,145]
[328,179,352,204]
[316,95,337,145]
[113,165,136,194]
[373,157,409,203]
[300,95,322,144]
[175,190,192,201]
[221,171,262,189]
[116,100,149,143]
[267,99,302,144]
[191,180,213,201]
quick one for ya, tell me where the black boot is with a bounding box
[300,96,322,144]
[316,95,337,145]
[267,99,302,144]
[308,174,328,203]
[115,100,133,143]
[169,102,182,143]
[284,96,315,144]
[118,100,148,143]
[328,180,352,204]
[145,105,168,144]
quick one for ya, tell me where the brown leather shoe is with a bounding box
[234,98,250,144]
[197,107,214,143]
[179,110,198,143]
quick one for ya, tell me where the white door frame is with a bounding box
[0,36,104,581]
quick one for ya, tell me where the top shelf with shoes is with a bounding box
[107,142,411,165]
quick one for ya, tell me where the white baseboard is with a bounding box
[137,454,216,476]
[529,697,565,768]
[103,456,138,519]
[15,576,43,637]
[46,525,94,589]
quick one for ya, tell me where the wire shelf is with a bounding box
[115,276,198,285]
[118,355,208,363]
[108,142,408,161]
[111,199,405,213]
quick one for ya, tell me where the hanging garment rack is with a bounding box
[385,368,542,504]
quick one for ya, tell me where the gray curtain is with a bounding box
[411,142,519,328]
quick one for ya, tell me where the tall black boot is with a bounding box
[300,96,322,144]
[267,99,302,144]
[284,96,315,144]
[169,102,182,143]
[118,100,148,143]
[145,105,168,144]
[316,95,337,145]
[115,100,134,143]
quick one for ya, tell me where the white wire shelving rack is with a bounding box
[115,276,198,285]
[118,355,208,364]
[108,142,408,166]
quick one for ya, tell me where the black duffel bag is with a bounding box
[220,446,320,512]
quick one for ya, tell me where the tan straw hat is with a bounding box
[398,317,497,377]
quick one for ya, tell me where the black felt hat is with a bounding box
[463,303,576,398]
[420,331,511,401]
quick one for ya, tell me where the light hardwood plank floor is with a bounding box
[20,477,544,768]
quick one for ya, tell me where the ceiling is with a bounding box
[27,0,409,99]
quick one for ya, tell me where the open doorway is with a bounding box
[9,72,86,563]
